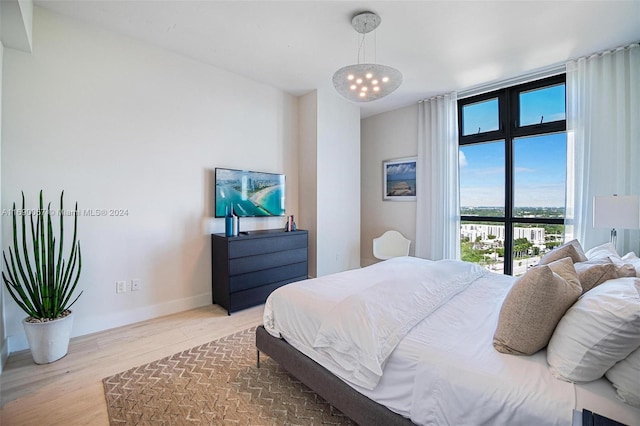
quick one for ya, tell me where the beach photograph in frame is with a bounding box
[383,157,417,201]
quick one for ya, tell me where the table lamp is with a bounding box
[593,194,640,248]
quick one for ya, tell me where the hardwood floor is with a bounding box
[0,304,264,425]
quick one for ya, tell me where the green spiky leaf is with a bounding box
[2,191,83,320]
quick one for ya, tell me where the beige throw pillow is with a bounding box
[622,252,640,276]
[616,264,637,278]
[539,239,588,265]
[585,242,637,277]
[574,259,619,293]
[494,257,582,355]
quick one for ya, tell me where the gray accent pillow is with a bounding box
[494,257,582,355]
[539,239,588,265]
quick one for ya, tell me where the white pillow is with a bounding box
[585,242,620,261]
[546,277,640,382]
[606,346,640,408]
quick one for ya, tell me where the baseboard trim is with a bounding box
[7,293,212,354]
[74,292,213,337]
[0,336,8,374]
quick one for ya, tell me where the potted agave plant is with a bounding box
[2,191,82,364]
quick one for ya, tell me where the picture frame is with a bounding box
[383,157,417,201]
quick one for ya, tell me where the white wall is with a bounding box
[0,0,33,53]
[1,7,299,353]
[0,38,5,371]
[0,0,32,372]
[298,89,360,277]
[316,89,360,275]
[360,104,418,266]
[298,91,318,276]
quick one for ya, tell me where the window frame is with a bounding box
[458,74,566,275]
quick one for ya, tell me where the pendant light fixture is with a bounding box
[332,12,402,102]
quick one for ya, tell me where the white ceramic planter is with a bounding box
[22,311,74,364]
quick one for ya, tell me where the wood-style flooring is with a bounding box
[0,304,264,425]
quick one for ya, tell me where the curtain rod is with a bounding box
[569,41,639,64]
[417,63,565,103]
[457,63,566,100]
[457,41,639,100]
[420,41,639,103]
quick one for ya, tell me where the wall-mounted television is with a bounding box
[215,168,286,218]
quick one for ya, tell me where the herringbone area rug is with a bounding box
[102,326,354,425]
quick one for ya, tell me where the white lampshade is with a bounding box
[332,12,402,103]
[593,195,640,229]
[332,64,402,102]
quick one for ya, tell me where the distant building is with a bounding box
[513,226,545,244]
[461,224,545,245]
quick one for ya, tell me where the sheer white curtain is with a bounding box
[415,94,460,260]
[566,43,640,253]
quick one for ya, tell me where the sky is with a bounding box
[459,84,566,208]
[387,161,416,181]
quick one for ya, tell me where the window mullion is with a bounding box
[504,89,514,275]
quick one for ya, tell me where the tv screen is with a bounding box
[215,168,286,218]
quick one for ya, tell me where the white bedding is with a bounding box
[263,257,640,425]
[313,259,486,389]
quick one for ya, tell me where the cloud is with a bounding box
[513,182,565,207]
[459,150,468,167]
[460,182,566,208]
[387,162,415,175]
[476,167,505,177]
[515,167,536,173]
[460,185,504,207]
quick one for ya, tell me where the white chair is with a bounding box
[373,230,411,260]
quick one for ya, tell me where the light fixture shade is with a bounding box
[593,195,640,229]
[333,63,403,102]
[333,11,402,103]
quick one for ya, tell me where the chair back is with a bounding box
[373,230,411,260]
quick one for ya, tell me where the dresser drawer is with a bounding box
[229,261,308,293]
[228,276,307,312]
[229,247,307,275]
[229,233,307,258]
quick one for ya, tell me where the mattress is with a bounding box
[264,257,640,425]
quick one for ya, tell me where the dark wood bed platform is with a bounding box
[255,325,414,426]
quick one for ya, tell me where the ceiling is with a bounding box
[35,1,640,118]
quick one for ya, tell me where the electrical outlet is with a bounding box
[131,279,141,291]
[116,280,127,294]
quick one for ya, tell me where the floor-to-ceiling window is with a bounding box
[458,75,566,275]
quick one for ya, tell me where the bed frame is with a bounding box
[255,325,413,426]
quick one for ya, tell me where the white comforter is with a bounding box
[312,259,486,389]
[264,257,576,425]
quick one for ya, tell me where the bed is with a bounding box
[256,256,640,425]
